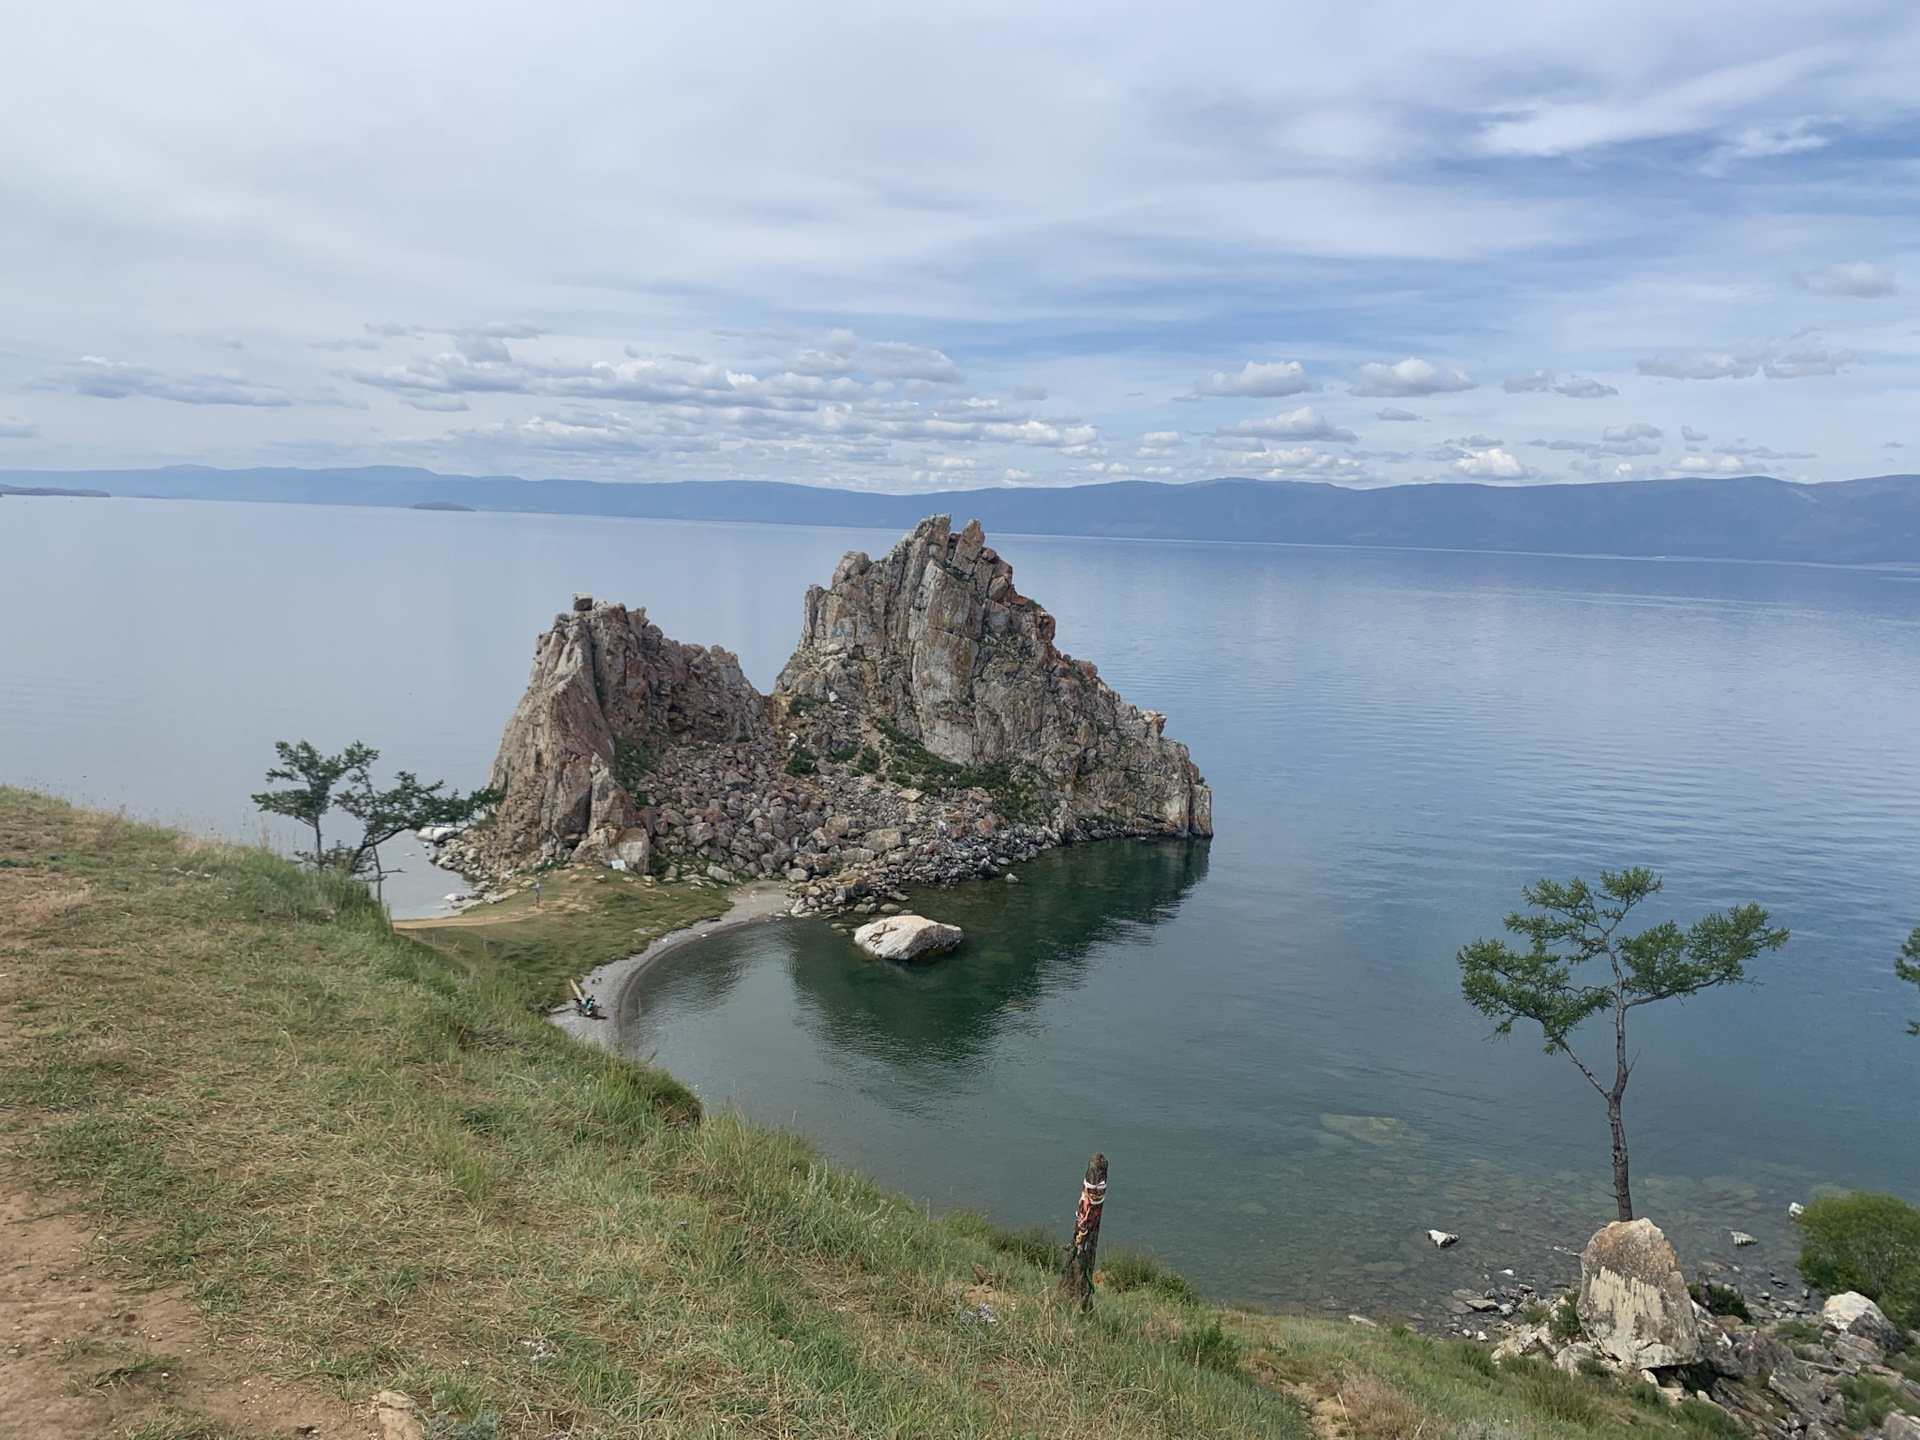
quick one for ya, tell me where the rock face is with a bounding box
[1578,1219,1701,1370]
[449,517,1211,908]
[776,516,1211,838]
[454,596,766,874]
[853,914,964,961]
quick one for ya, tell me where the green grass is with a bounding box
[397,864,730,1011]
[0,787,1768,1440]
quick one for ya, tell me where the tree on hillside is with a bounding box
[1458,868,1788,1222]
[1898,926,1920,1036]
[252,740,496,891]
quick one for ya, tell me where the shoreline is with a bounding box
[544,879,793,1052]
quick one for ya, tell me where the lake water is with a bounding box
[4,494,1918,1316]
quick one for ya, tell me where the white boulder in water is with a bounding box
[853,914,963,961]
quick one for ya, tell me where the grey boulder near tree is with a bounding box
[1458,867,1788,1222]
[251,739,498,893]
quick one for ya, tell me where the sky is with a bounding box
[2,1,1917,492]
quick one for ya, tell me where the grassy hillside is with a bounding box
[0,788,1753,1439]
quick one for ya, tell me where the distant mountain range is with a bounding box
[5,465,1919,566]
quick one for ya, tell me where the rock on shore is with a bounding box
[443,516,1211,912]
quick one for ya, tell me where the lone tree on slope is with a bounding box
[1899,926,1920,1035]
[252,740,496,890]
[1458,867,1787,1222]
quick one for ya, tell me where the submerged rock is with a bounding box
[853,913,964,961]
[1578,1218,1701,1370]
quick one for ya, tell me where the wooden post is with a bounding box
[1060,1152,1108,1311]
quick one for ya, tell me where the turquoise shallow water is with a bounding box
[3,495,1918,1313]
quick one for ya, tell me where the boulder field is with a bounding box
[440,516,1211,915]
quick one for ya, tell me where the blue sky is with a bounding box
[2,0,1916,490]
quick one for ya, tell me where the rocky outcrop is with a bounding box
[449,595,767,875]
[775,516,1210,838]
[1578,1218,1701,1370]
[447,518,1210,911]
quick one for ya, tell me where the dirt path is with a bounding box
[0,1175,371,1440]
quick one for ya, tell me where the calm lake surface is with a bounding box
[4,495,1918,1314]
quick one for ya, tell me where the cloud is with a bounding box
[1636,349,1765,381]
[0,417,38,438]
[1452,446,1527,479]
[1136,430,1183,457]
[1190,360,1315,398]
[1012,383,1048,401]
[1503,369,1617,399]
[1528,423,1664,458]
[1682,426,1709,442]
[1235,445,1376,482]
[1764,349,1853,379]
[1350,358,1475,397]
[1554,377,1618,399]
[861,341,964,383]
[1675,455,1746,474]
[1710,119,1827,166]
[1801,262,1896,298]
[31,357,295,407]
[1213,405,1356,444]
[1714,439,1815,460]
[1375,407,1422,422]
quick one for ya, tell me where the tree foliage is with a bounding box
[252,739,496,882]
[1459,867,1787,1220]
[1898,926,1920,1037]
[1794,1192,1920,1330]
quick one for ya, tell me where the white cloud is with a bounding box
[1136,430,1183,457]
[1213,406,1355,444]
[1237,445,1376,482]
[1715,439,1815,460]
[1375,407,1422,422]
[1452,446,1527,479]
[1636,349,1766,381]
[1765,349,1853,379]
[1711,118,1827,165]
[1190,360,1315,398]
[1801,262,1897,298]
[0,417,38,438]
[1350,358,1475,398]
[31,356,295,407]
[1503,369,1617,399]
[1555,377,1618,399]
[1603,423,1662,442]
[862,341,964,383]
[1675,454,1746,474]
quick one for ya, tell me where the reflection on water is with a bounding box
[782,840,1209,1069]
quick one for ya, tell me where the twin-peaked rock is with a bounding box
[453,516,1211,901]
[776,516,1210,836]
